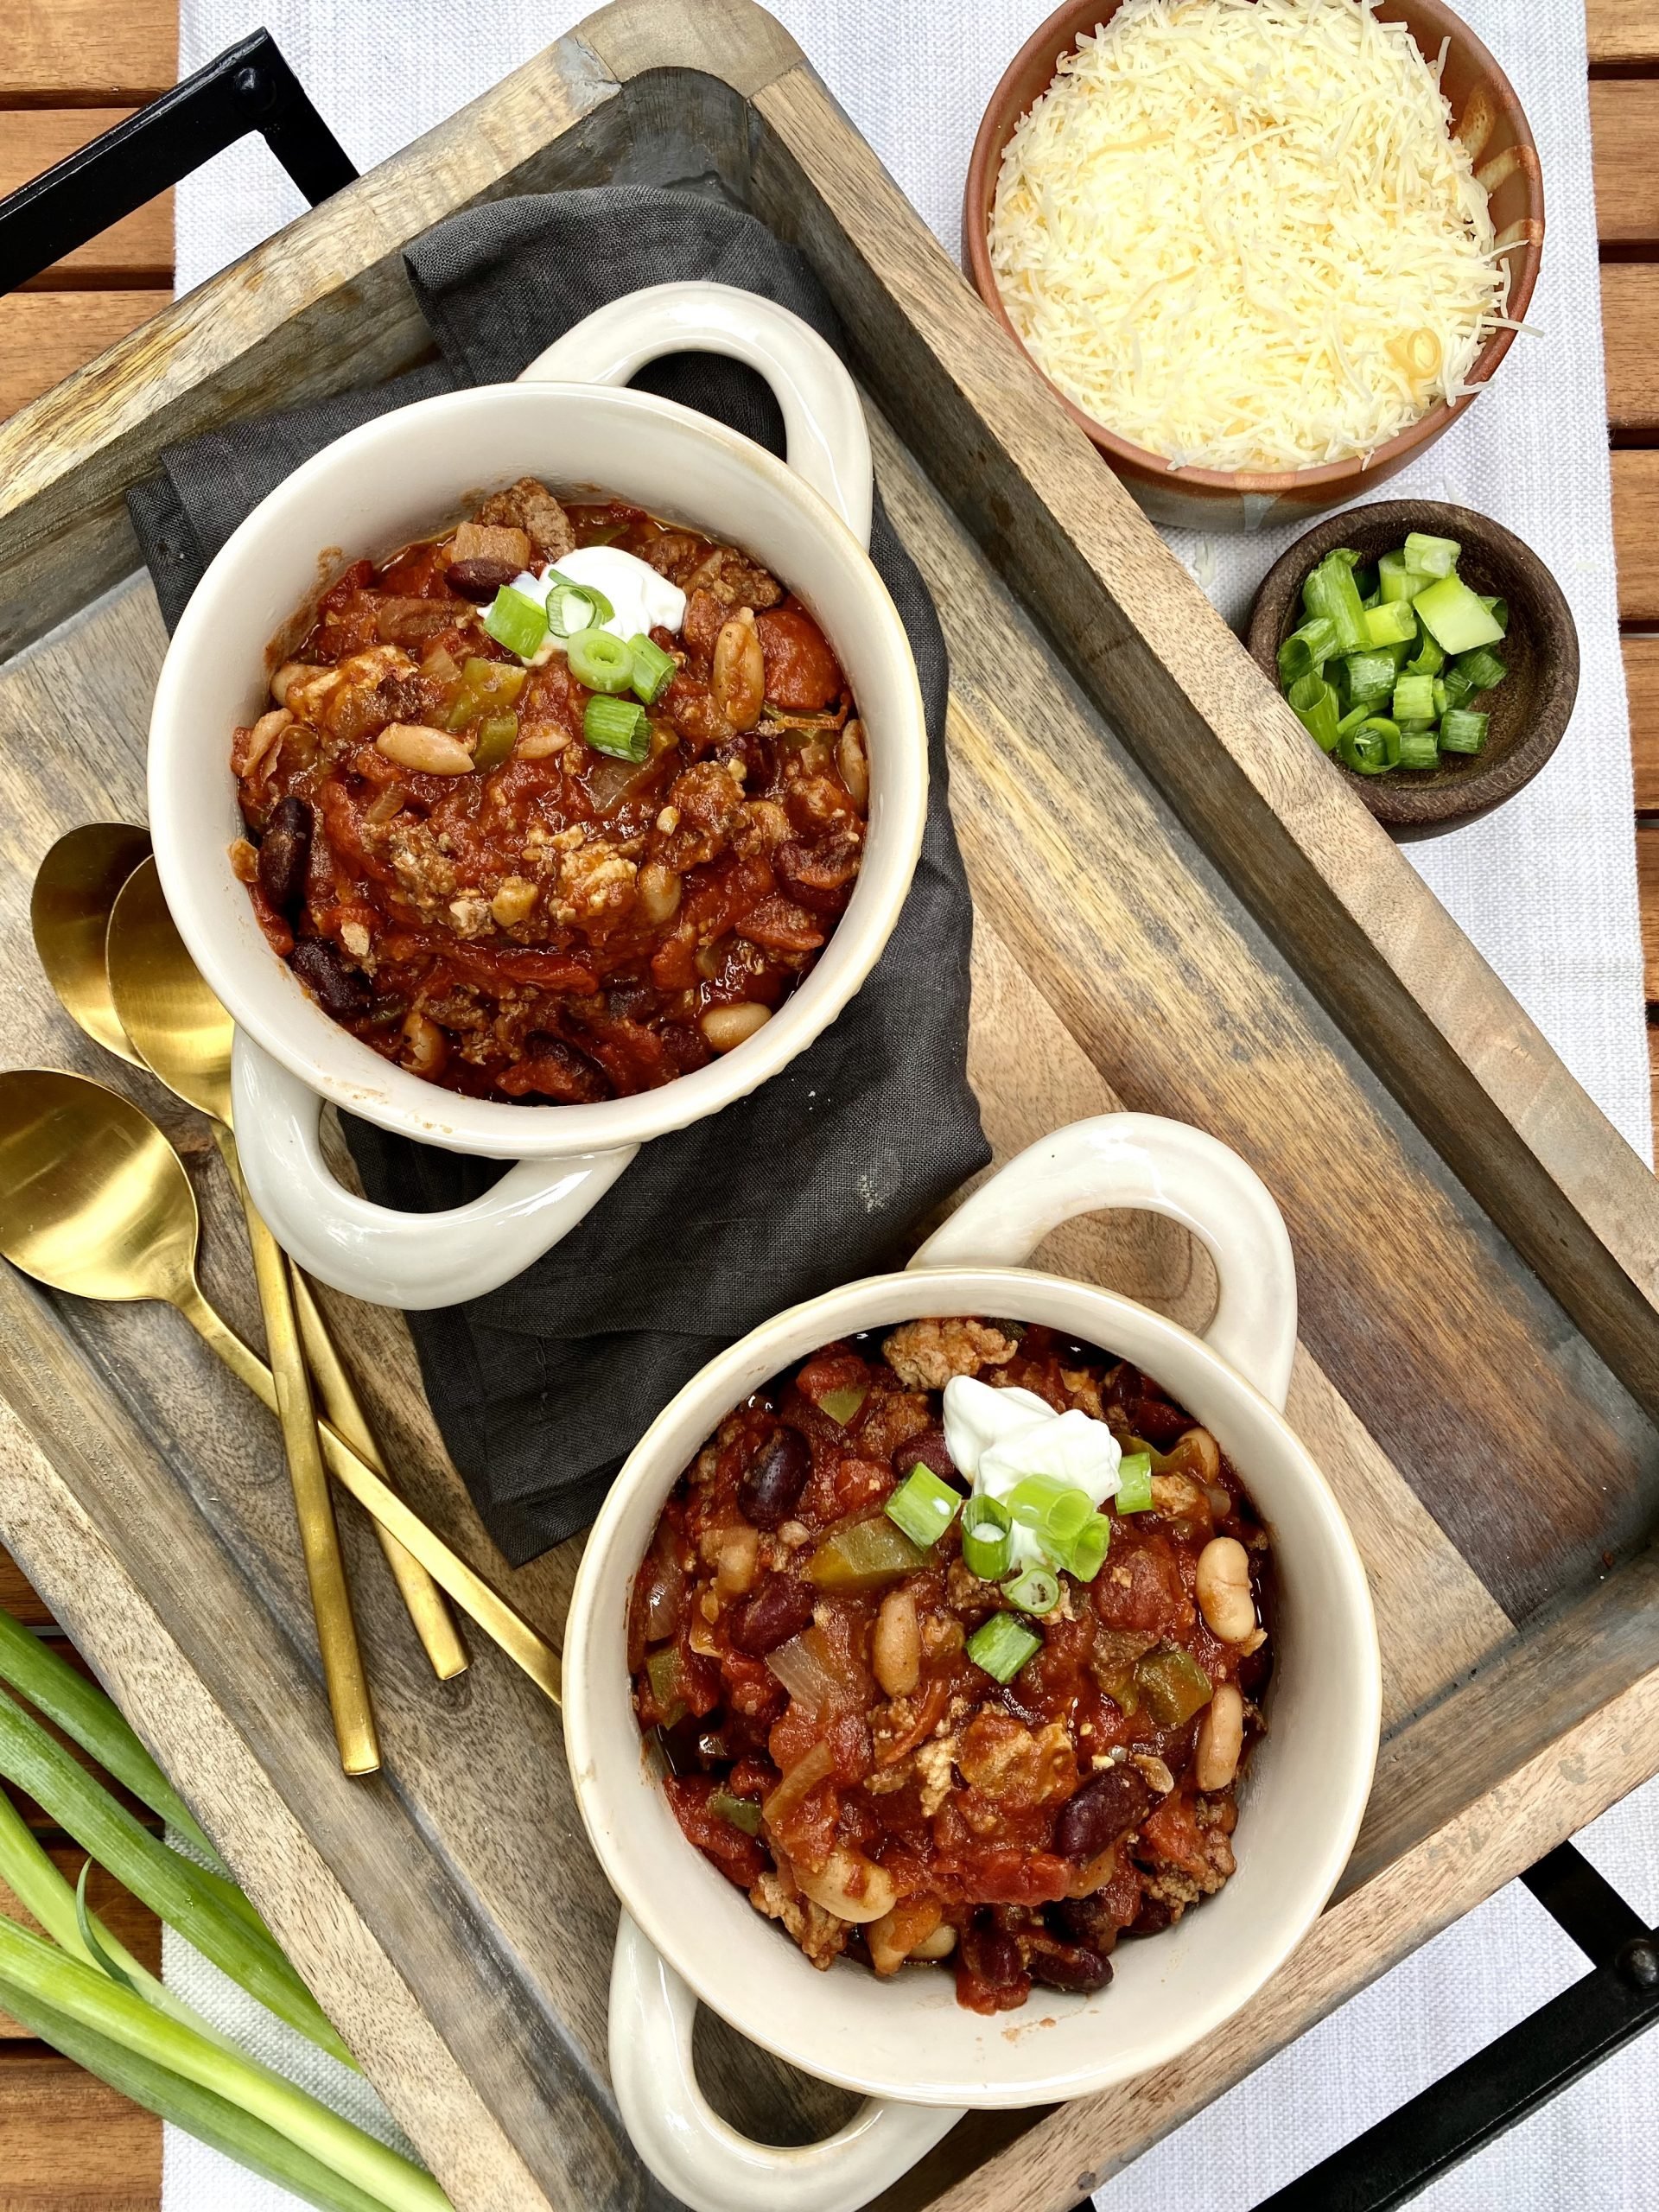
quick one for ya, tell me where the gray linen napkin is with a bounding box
[128,187,988,1564]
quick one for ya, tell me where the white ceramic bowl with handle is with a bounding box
[148,282,927,1308]
[564,1113,1382,2212]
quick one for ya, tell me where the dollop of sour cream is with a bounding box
[941,1376,1123,1568]
[510,545,686,647]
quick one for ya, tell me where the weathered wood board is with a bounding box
[0,9,1656,2212]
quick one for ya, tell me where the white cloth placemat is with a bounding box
[165,3,1657,2206]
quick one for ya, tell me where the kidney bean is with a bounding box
[1052,1764,1160,1863]
[1049,1895,1116,1949]
[1027,1936,1114,1995]
[893,1425,956,1483]
[257,797,313,917]
[1125,1893,1175,1939]
[737,1427,810,1529]
[446,556,520,602]
[289,937,370,1020]
[728,1574,814,1656]
[958,1917,1024,1993]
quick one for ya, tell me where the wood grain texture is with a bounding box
[1588,0,1659,68]
[0,3,174,105]
[0,2045,162,2210]
[1614,452,1659,621]
[0,113,172,288]
[0,293,168,423]
[1592,81,1659,238]
[1627,637,1659,809]
[874,408,1658,1623]
[0,1551,51,1625]
[749,62,1659,1511]
[1602,264,1659,430]
[1641,825,1659,995]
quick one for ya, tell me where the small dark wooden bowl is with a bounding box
[1246,501,1580,840]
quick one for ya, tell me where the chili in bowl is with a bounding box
[633,1320,1272,2013]
[563,1114,1380,2212]
[232,481,871,1103]
[149,283,928,1309]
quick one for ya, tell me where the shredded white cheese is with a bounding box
[988,0,1507,472]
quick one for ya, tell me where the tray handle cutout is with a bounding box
[608,1911,962,2212]
[911,1113,1300,1410]
[518,281,875,548]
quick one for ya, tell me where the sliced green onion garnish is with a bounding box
[1439,708,1490,755]
[1339,717,1402,776]
[1404,630,1445,678]
[965,1612,1043,1684]
[1452,646,1508,695]
[482,585,549,661]
[1397,729,1440,771]
[1343,652,1395,710]
[1412,574,1504,654]
[544,588,595,639]
[566,626,636,694]
[1043,1487,1093,1546]
[629,632,677,705]
[1002,1567,1060,1617]
[1006,1474,1077,1530]
[1362,600,1418,649]
[1277,617,1336,686]
[962,1496,1013,1581]
[1377,550,1431,604]
[885,1464,961,1549]
[1064,1514,1111,1583]
[1403,530,1461,578]
[1115,1452,1153,1513]
[1317,554,1367,654]
[1351,563,1378,606]
[1390,674,1435,725]
[543,569,615,627]
[1287,672,1339,753]
[1480,595,1510,633]
[583,695,650,761]
[1432,677,1450,720]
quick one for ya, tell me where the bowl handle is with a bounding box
[517,281,874,549]
[607,1910,963,2212]
[910,1114,1298,1410]
[229,1033,636,1309]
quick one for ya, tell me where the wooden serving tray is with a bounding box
[3,5,1658,2207]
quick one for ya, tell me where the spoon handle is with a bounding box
[173,1286,563,1708]
[290,1269,470,1684]
[243,1199,381,1777]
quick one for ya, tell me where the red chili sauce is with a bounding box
[231,479,867,1103]
[631,1319,1274,2013]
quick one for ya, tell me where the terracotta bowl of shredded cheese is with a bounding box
[965,0,1543,531]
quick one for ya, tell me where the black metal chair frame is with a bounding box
[2,33,1654,2212]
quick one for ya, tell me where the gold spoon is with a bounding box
[105,868,376,1777]
[29,824,154,1067]
[104,858,467,1689]
[33,828,464,1688]
[0,1069,562,1707]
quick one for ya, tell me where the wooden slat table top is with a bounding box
[1,1,1656,2206]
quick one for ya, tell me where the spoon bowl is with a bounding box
[29,825,154,1068]
[108,858,234,1126]
[0,1067,201,1308]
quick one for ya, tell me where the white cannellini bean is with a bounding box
[375,722,475,776]
[1194,1682,1244,1791]
[1195,1535,1255,1643]
[872,1589,921,1697]
[700,1002,771,1052]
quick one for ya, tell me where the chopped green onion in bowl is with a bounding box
[884,1464,961,1549]
[965,1612,1043,1684]
[1280,539,1510,774]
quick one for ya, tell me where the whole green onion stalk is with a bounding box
[0,1684,350,2065]
[0,1922,448,2212]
